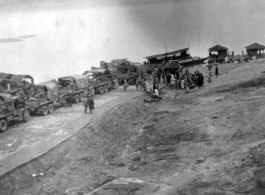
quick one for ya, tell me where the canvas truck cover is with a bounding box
[83,69,107,75]
[9,75,34,84]
[38,81,59,100]
[0,72,13,81]
[59,75,88,89]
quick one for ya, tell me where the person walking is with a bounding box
[140,78,144,91]
[87,94,95,113]
[166,71,171,85]
[215,65,219,78]
[162,71,165,83]
[181,77,185,89]
[82,94,94,114]
[123,80,128,92]
[207,64,212,83]
[145,79,149,92]
[135,78,140,91]
[82,94,89,114]
[170,75,175,89]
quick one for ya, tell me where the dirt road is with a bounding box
[0,86,141,176]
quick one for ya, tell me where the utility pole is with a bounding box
[187,39,189,54]
[165,43,168,53]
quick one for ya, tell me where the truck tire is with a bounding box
[75,94,80,103]
[79,93,84,102]
[61,96,67,107]
[104,85,109,93]
[42,105,48,116]
[0,119,7,132]
[48,103,54,114]
[22,109,30,122]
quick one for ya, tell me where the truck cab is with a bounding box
[0,93,29,132]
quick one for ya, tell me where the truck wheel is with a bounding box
[0,119,7,132]
[42,105,48,116]
[61,96,67,107]
[75,94,80,102]
[48,103,54,114]
[99,86,104,94]
[22,109,30,122]
[104,85,109,93]
[79,93,84,102]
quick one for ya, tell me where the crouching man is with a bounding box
[152,88,162,101]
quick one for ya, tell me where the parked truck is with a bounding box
[115,63,141,85]
[58,75,94,102]
[83,69,117,95]
[0,93,30,132]
[24,82,61,116]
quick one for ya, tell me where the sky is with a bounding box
[0,0,265,83]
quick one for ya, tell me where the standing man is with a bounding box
[215,65,219,78]
[87,93,95,114]
[82,94,94,114]
[82,94,89,114]
[123,80,128,92]
[135,78,140,91]
[207,64,213,83]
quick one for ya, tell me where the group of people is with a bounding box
[139,63,220,93]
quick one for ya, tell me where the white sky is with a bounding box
[0,0,265,82]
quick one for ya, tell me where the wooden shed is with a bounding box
[245,43,265,58]
[208,45,228,58]
[144,48,189,65]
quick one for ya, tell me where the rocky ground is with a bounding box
[1,59,265,195]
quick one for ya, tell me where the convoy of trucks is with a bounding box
[0,61,142,131]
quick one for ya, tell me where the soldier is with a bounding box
[87,94,95,113]
[82,94,89,114]
[82,94,94,114]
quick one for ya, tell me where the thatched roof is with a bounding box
[208,45,228,52]
[245,43,265,50]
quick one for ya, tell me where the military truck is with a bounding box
[83,69,117,94]
[0,93,30,132]
[24,83,60,116]
[115,63,141,85]
[58,75,94,102]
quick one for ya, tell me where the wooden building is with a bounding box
[208,45,228,58]
[245,43,265,57]
[144,48,189,65]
